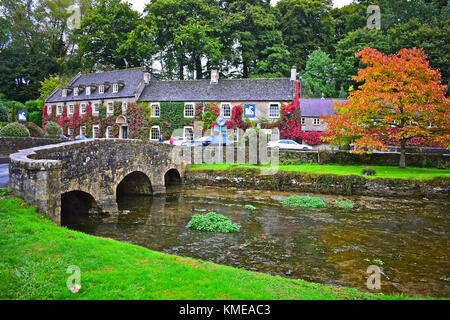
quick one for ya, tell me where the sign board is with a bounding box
[18,110,27,122]
[216,116,226,126]
[244,104,255,118]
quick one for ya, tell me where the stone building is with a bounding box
[299,98,348,132]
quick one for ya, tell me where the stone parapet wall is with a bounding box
[0,137,63,157]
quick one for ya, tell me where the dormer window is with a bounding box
[86,86,91,95]
[99,85,104,94]
[62,89,67,97]
[74,87,79,96]
[113,83,119,93]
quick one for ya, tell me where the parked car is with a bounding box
[181,135,233,147]
[164,136,188,146]
[59,134,68,140]
[267,140,313,151]
[74,135,88,140]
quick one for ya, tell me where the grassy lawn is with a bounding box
[0,192,412,300]
[188,163,450,180]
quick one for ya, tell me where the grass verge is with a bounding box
[0,192,413,300]
[188,163,450,180]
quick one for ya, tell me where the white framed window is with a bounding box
[122,102,128,113]
[112,83,119,93]
[184,103,195,118]
[93,103,99,115]
[313,118,320,125]
[301,117,305,125]
[150,126,160,141]
[62,89,67,97]
[221,103,231,118]
[99,85,104,94]
[184,126,194,140]
[47,106,52,115]
[106,126,112,139]
[56,105,63,116]
[86,86,91,95]
[74,87,79,96]
[107,102,114,115]
[151,103,160,118]
[269,103,280,118]
[92,125,99,138]
[68,104,74,115]
[80,103,86,115]
[80,126,86,136]
[68,127,73,136]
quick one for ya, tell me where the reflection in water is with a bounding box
[63,186,450,298]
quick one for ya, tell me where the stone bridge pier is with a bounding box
[9,139,187,225]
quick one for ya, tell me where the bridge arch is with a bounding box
[61,190,98,226]
[116,170,153,199]
[164,168,182,186]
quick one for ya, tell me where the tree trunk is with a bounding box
[195,55,202,79]
[399,139,406,168]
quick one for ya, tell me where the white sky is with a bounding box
[127,0,354,13]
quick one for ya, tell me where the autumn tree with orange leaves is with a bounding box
[323,47,450,168]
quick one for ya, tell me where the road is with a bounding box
[0,163,8,188]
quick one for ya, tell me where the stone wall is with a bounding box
[0,137,62,157]
[185,168,449,199]
[9,139,185,225]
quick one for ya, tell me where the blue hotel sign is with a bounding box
[18,110,27,122]
[244,104,255,118]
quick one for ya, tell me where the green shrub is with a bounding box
[0,101,9,122]
[280,195,326,208]
[244,204,256,211]
[24,122,44,137]
[24,99,43,113]
[186,212,240,233]
[29,111,42,127]
[361,167,376,176]
[335,201,354,209]
[44,121,62,137]
[0,122,30,137]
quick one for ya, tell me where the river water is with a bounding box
[63,186,449,298]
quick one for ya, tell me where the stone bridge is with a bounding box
[9,139,187,225]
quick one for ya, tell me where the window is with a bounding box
[313,118,320,125]
[151,103,160,117]
[150,126,160,141]
[99,85,104,94]
[80,103,86,114]
[47,106,52,115]
[93,103,99,115]
[269,103,280,118]
[106,126,112,139]
[68,104,74,115]
[68,127,73,136]
[86,86,91,95]
[107,102,114,115]
[92,125,99,138]
[57,105,63,116]
[113,83,119,93]
[62,89,67,97]
[221,103,231,118]
[122,102,128,113]
[301,117,305,125]
[80,126,86,136]
[184,103,195,118]
[74,87,79,96]
[184,126,194,140]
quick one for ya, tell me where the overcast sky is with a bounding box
[128,0,355,13]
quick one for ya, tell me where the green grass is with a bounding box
[186,212,240,233]
[335,201,354,209]
[0,193,415,300]
[189,163,450,180]
[244,204,257,211]
[280,195,327,208]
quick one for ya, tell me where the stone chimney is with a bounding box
[143,71,151,84]
[210,66,219,84]
[290,66,297,81]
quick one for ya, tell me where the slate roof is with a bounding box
[300,98,348,117]
[45,68,146,103]
[138,78,297,102]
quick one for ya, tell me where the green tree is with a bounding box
[0,101,9,122]
[39,74,68,101]
[302,49,337,98]
[277,0,335,71]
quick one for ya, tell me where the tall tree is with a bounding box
[324,47,450,168]
[302,49,338,98]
